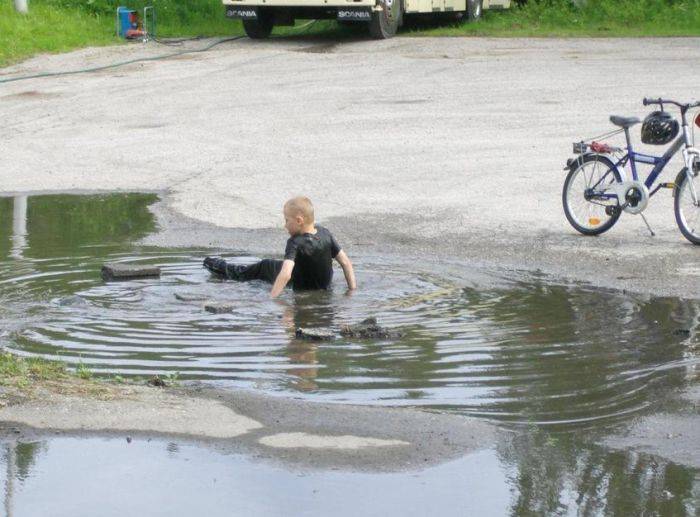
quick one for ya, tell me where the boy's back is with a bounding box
[285,225,340,290]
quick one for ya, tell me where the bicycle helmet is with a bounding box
[641,110,679,145]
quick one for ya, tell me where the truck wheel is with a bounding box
[243,14,274,39]
[369,0,403,39]
[467,0,482,20]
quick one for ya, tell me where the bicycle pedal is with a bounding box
[660,182,676,189]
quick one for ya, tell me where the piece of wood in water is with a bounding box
[175,293,208,302]
[204,302,236,314]
[101,263,161,281]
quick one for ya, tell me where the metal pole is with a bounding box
[14,0,28,14]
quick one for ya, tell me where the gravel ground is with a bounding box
[2,36,700,469]
[2,36,700,297]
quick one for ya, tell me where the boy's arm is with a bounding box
[335,250,356,290]
[270,259,295,298]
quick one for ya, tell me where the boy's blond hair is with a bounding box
[284,197,315,224]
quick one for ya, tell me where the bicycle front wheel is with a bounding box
[674,168,700,244]
[562,154,622,236]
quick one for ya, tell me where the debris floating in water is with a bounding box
[175,293,208,302]
[57,295,89,307]
[340,317,404,339]
[101,263,161,281]
[295,328,336,341]
[204,302,236,314]
[147,376,167,388]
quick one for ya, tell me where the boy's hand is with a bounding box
[270,259,295,298]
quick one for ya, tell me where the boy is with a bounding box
[203,197,356,298]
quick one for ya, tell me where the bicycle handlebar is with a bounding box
[643,97,700,109]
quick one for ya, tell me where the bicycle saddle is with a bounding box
[610,115,641,128]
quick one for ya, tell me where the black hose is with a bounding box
[0,36,246,85]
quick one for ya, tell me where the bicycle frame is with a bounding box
[589,109,699,204]
[615,137,683,192]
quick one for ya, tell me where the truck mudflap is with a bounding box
[336,7,372,21]
[226,5,259,19]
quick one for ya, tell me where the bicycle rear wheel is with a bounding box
[562,154,622,236]
[674,168,700,244]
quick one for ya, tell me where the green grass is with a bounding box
[0,352,67,388]
[75,360,93,380]
[0,1,118,66]
[2,0,700,67]
[0,0,243,67]
[409,0,700,37]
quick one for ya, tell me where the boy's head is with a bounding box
[283,197,315,235]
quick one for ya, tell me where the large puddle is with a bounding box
[1,194,699,429]
[2,193,700,514]
[1,436,698,516]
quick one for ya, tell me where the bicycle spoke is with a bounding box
[679,177,700,239]
[566,162,614,230]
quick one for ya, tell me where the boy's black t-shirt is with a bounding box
[284,225,341,290]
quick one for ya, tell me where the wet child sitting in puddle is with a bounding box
[203,196,356,298]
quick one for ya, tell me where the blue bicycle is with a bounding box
[562,97,700,244]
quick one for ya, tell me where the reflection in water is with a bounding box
[499,430,700,515]
[11,196,27,260]
[0,193,699,429]
[280,293,339,392]
[3,441,47,517]
[2,193,700,514]
[1,437,698,516]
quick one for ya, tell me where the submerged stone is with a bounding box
[175,293,208,302]
[57,295,89,307]
[339,317,403,340]
[101,263,161,281]
[204,302,236,314]
[295,327,336,341]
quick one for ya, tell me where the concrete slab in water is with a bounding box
[101,263,161,281]
[295,327,336,341]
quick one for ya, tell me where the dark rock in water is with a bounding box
[204,302,236,314]
[673,328,691,336]
[101,263,161,281]
[339,317,403,339]
[58,295,89,307]
[174,293,208,302]
[295,327,336,341]
[147,376,167,388]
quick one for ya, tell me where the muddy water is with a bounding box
[1,194,699,429]
[2,193,700,515]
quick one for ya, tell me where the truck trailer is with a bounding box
[224,0,510,39]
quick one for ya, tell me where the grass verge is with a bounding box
[0,351,176,396]
[0,352,68,390]
[407,0,700,38]
[0,0,242,68]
